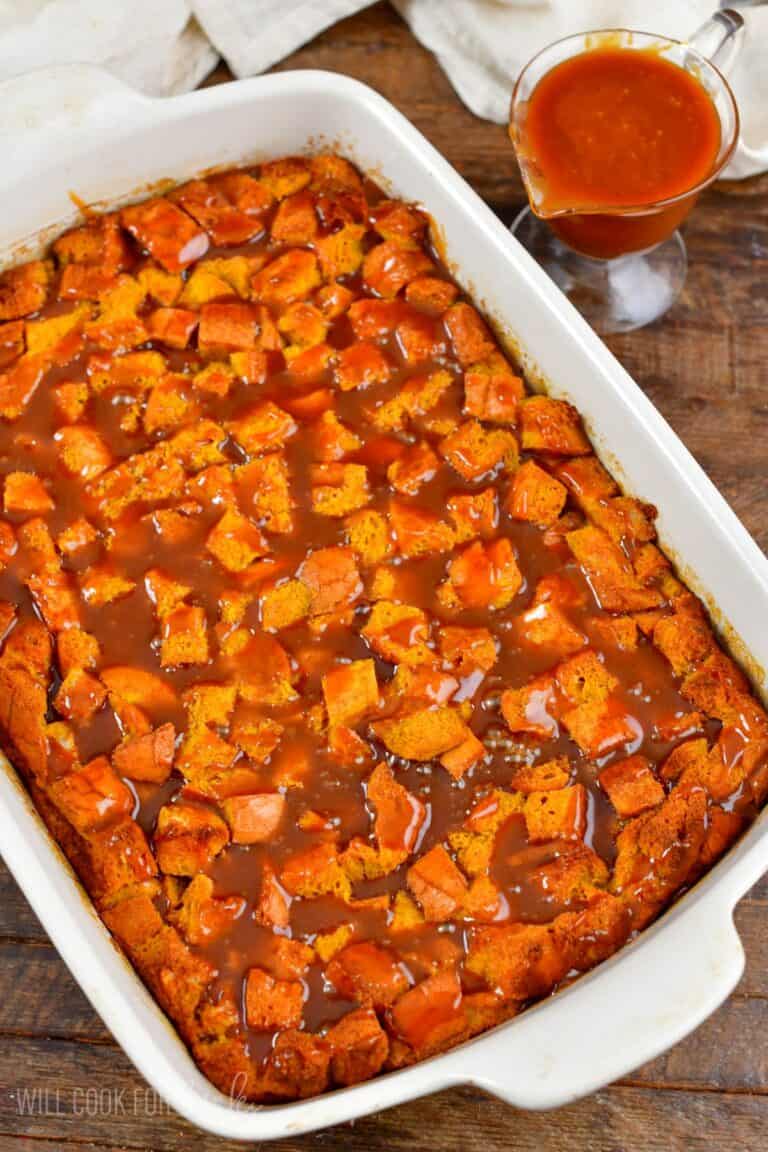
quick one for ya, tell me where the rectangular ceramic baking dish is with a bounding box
[0,65,767,1141]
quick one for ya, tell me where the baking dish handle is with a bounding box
[0,63,148,160]
[448,892,745,1110]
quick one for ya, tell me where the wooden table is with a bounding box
[2,5,767,1150]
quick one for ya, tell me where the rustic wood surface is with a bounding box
[2,4,767,1150]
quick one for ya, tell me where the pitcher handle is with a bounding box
[688,7,768,179]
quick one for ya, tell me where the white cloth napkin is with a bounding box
[0,0,765,178]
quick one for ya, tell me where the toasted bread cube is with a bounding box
[278,301,328,351]
[79,565,135,607]
[198,300,261,355]
[510,757,571,793]
[325,1008,389,1088]
[590,615,639,652]
[439,626,497,677]
[389,500,455,557]
[362,241,433,299]
[653,609,715,678]
[555,649,617,706]
[0,261,51,321]
[517,597,587,658]
[407,845,468,921]
[161,604,209,667]
[3,471,53,516]
[362,601,432,666]
[55,425,112,481]
[56,627,100,676]
[345,508,392,567]
[56,517,98,557]
[444,303,496,367]
[315,224,366,279]
[310,411,361,463]
[298,546,361,616]
[466,921,567,1001]
[405,276,459,313]
[270,189,318,244]
[441,729,486,779]
[259,157,311,200]
[227,401,296,456]
[53,668,107,723]
[170,178,260,246]
[53,380,89,424]
[370,199,427,248]
[0,353,47,422]
[567,524,664,613]
[222,793,286,844]
[440,420,518,481]
[53,213,129,272]
[112,723,175,784]
[396,311,447,364]
[0,319,25,368]
[463,351,524,423]
[146,307,198,349]
[508,460,568,526]
[311,462,370,517]
[245,966,303,1032]
[440,538,522,611]
[334,341,392,392]
[525,783,587,842]
[372,706,469,762]
[348,298,411,342]
[144,568,192,618]
[388,968,465,1054]
[280,842,352,901]
[501,676,559,739]
[521,395,591,456]
[326,941,409,1010]
[51,756,133,833]
[599,754,665,819]
[322,659,379,728]
[137,266,183,306]
[446,487,498,543]
[610,787,708,911]
[681,651,750,724]
[120,197,209,272]
[367,762,426,854]
[563,698,639,758]
[387,441,439,496]
[206,509,269,573]
[155,801,229,876]
[252,249,320,306]
[261,579,311,631]
[100,665,178,716]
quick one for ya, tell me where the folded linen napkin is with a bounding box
[0,0,764,178]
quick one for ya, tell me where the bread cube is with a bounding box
[439,538,522,611]
[154,801,229,876]
[444,303,496,367]
[51,756,133,833]
[334,341,392,391]
[389,500,455,557]
[322,659,379,727]
[372,706,469,762]
[227,401,296,456]
[146,307,199,349]
[245,966,303,1032]
[170,178,260,246]
[55,425,112,481]
[405,276,459,314]
[599,754,665,818]
[121,197,209,272]
[463,351,524,423]
[325,1008,389,1087]
[222,793,286,844]
[3,471,54,516]
[501,676,559,739]
[111,723,176,784]
[54,668,107,723]
[252,249,320,306]
[310,462,370,517]
[0,260,51,320]
[440,419,518,481]
[161,604,209,667]
[326,941,409,1009]
[363,241,433,299]
[520,395,591,456]
[205,509,269,573]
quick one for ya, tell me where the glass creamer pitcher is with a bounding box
[509,9,759,334]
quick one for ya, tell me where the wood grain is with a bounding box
[1,3,767,1149]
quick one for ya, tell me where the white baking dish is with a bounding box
[0,64,767,1141]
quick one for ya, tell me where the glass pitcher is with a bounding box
[509,9,754,334]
